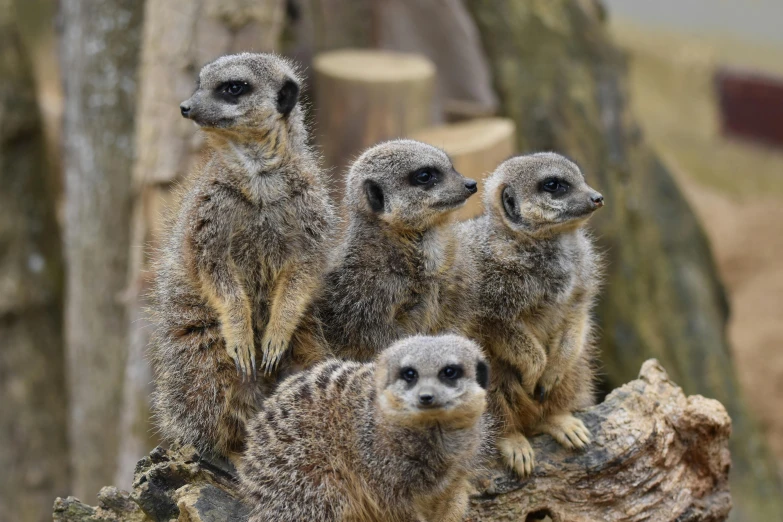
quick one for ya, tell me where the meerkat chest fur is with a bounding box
[185,149,325,309]
[480,224,590,332]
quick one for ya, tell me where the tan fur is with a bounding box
[238,335,493,522]
[149,53,336,459]
[458,152,604,477]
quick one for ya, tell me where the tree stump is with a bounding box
[52,360,732,522]
[411,117,516,220]
[313,49,436,200]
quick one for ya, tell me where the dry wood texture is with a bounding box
[0,1,69,519]
[411,118,516,220]
[120,0,286,487]
[53,360,731,522]
[313,49,436,199]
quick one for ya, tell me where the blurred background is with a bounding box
[1,0,781,520]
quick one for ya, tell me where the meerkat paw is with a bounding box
[260,329,290,374]
[498,433,536,477]
[533,366,563,403]
[222,326,256,381]
[226,341,256,382]
[539,413,591,450]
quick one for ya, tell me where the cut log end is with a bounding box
[313,49,436,83]
[52,359,732,522]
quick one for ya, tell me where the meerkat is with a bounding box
[458,152,604,477]
[149,53,336,462]
[316,140,478,361]
[239,334,491,522]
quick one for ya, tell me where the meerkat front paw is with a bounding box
[533,365,563,403]
[260,329,290,374]
[222,326,256,381]
[498,433,535,477]
[539,413,591,450]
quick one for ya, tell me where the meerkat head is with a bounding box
[374,334,489,430]
[346,140,478,231]
[179,53,302,136]
[485,152,604,237]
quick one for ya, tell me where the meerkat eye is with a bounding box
[399,367,418,383]
[541,178,569,195]
[409,168,438,187]
[222,82,247,96]
[439,365,463,381]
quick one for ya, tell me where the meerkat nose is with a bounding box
[180,103,192,118]
[418,393,435,406]
[591,193,604,208]
[465,180,478,194]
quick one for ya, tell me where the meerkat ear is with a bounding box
[501,186,520,223]
[276,78,299,116]
[475,360,489,390]
[364,180,385,213]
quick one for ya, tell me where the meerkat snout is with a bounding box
[180,102,191,118]
[377,334,489,426]
[590,192,605,208]
[465,179,478,194]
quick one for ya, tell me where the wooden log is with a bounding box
[52,360,732,522]
[411,117,516,220]
[313,49,436,200]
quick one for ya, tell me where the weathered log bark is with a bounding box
[463,0,782,519]
[52,360,732,522]
[60,0,144,502]
[411,118,516,220]
[120,0,286,488]
[0,1,69,520]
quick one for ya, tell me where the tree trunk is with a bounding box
[52,360,732,522]
[120,0,286,488]
[463,0,782,519]
[60,0,144,502]
[0,2,69,520]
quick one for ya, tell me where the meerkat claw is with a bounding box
[498,433,535,478]
[540,414,591,450]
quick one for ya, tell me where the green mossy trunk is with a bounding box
[465,0,782,519]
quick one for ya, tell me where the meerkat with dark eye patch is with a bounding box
[315,139,478,361]
[457,152,604,477]
[149,53,336,463]
[239,334,492,522]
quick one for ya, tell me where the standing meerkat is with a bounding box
[316,140,478,361]
[239,334,492,522]
[149,53,336,461]
[458,152,604,477]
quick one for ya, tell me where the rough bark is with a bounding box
[120,0,286,488]
[313,49,436,199]
[411,118,516,220]
[0,1,69,520]
[60,0,144,502]
[52,360,732,522]
[463,0,783,519]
